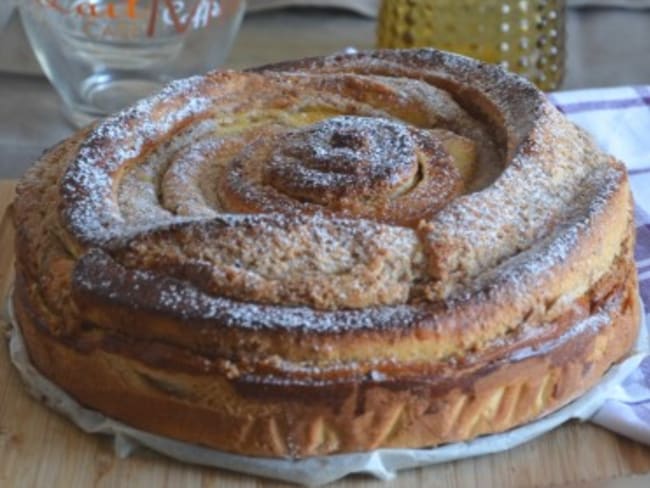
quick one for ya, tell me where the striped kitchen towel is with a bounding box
[548,86,650,444]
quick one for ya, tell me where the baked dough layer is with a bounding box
[12,49,639,457]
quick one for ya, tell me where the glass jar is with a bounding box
[20,0,246,127]
[377,0,566,91]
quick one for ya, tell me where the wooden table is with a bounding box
[1,180,650,486]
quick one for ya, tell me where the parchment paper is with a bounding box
[4,295,648,486]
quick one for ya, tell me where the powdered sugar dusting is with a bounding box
[76,248,421,333]
[46,49,631,342]
[60,75,212,243]
[269,115,417,196]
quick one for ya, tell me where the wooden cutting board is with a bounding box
[1,179,650,487]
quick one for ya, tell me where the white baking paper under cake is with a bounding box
[4,296,649,486]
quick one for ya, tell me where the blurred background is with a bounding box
[0,0,649,177]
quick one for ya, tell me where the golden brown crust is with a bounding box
[218,116,465,225]
[14,267,639,456]
[11,48,640,457]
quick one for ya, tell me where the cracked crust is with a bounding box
[11,49,640,457]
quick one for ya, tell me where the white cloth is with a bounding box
[548,86,650,444]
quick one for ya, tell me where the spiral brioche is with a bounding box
[12,49,639,457]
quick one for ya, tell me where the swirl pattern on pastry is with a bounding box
[12,49,639,458]
[220,115,464,224]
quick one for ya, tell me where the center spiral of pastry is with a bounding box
[220,115,464,225]
[267,116,422,204]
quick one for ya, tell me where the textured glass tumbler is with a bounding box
[20,0,245,127]
[377,0,566,91]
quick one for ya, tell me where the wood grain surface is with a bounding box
[1,179,650,487]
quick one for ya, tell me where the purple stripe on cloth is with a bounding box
[634,206,650,262]
[634,204,650,224]
[553,97,650,114]
[629,167,650,176]
[635,86,650,102]
[637,228,650,263]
